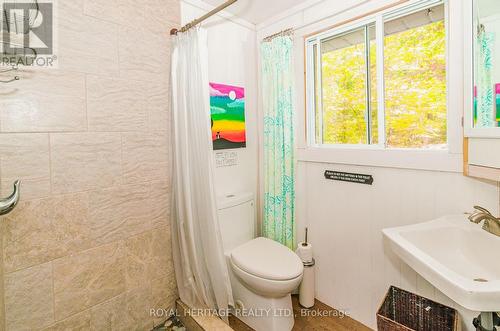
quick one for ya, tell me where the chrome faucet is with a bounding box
[468,206,500,237]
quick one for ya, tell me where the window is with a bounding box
[306,2,447,149]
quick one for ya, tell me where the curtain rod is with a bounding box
[170,0,238,35]
[262,28,294,42]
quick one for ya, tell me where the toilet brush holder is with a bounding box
[299,258,315,308]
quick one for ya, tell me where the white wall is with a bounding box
[257,0,500,330]
[181,0,258,201]
[296,162,499,329]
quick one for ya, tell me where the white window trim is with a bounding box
[299,0,464,173]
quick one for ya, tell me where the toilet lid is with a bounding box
[230,237,303,281]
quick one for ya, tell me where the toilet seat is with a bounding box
[230,259,303,298]
[230,237,303,281]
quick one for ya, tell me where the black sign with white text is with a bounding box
[324,170,374,185]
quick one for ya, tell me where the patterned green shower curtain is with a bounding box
[260,36,295,250]
[476,31,495,128]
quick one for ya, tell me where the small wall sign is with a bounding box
[324,170,374,185]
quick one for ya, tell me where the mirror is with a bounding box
[463,0,500,179]
[473,0,500,129]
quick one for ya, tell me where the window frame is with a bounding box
[305,0,449,151]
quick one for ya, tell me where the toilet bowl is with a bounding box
[225,237,303,331]
[217,193,304,331]
[230,237,303,297]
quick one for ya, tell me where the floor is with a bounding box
[229,295,372,331]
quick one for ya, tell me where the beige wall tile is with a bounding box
[0,70,86,132]
[84,0,179,33]
[89,184,152,245]
[84,0,145,29]
[123,286,154,330]
[122,132,169,184]
[53,241,126,320]
[0,71,86,132]
[86,75,147,131]
[0,133,50,200]
[151,272,177,312]
[83,0,121,23]
[124,227,175,294]
[5,69,86,97]
[89,294,122,331]
[149,226,173,281]
[57,0,84,16]
[0,0,179,328]
[90,286,153,331]
[50,133,122,194]
[41,311,91,331]
[4,263,54,330]
[0,96,86,133]
[125,231,153,290]
[145,0,181,32]
[118,26,170,82]
[2,178,49,203]
[58,12,119,77]
[146,79,170,131]
[2,192,92,273]
[150,181,171,229]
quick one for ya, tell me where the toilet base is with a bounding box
[228,265,295,331]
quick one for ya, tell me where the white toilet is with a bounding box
[217,192,304,331]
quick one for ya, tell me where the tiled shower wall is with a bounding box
[0,0,180,330]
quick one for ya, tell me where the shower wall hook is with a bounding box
[0,76,20,83]
[0,180,21,216]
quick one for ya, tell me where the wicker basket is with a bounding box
[377,286,460,331]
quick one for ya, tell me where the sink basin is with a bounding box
[383,215,500,312]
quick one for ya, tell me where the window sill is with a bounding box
[296,146,463,173]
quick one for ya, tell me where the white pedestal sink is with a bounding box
[383,215,500,312]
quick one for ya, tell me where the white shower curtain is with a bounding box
[170,27,234,316]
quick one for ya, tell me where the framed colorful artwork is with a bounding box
[210,82,246,150]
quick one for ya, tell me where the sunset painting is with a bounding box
[210,82,246,150]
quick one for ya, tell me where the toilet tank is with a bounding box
[217,192,255,253]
